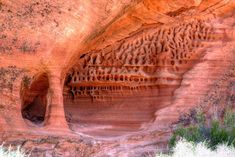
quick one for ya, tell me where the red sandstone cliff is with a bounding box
[0,0,235,156]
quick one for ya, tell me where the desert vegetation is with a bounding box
[157,107,235,157]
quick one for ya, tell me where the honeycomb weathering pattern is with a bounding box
[66,19,218,100]
[63,19,223,137]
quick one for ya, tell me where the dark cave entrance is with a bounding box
[21,73,49,125]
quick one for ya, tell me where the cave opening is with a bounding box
[21,73,49,125]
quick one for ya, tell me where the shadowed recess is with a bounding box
[21,73,49,125]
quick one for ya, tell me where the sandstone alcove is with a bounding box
[63,75,161,138]
[63,65,183,138]
[62,18,217,137]
[21,73,49,126]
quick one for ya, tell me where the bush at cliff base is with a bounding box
[158,108,235,157]
[157,139,235,157]
[0,144,29,157]
[169,109,235,149]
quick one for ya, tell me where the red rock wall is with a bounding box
[0,0,235,156]
[63,18,224,138]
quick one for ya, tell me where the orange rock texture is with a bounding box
[0,0,235,156]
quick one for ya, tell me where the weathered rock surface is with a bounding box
[0,0,235,156]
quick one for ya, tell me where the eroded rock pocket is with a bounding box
[21,73,49,125]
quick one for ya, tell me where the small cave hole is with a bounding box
[21,73,49,126]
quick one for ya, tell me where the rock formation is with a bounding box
[0,0,235,156]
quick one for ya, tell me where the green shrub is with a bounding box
[209,121,230,149]
[169,108,235,150]
[224,109,235,129]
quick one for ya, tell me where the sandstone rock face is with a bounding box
[0,0,235,156]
